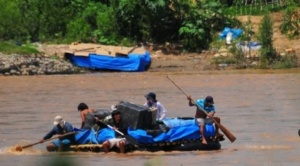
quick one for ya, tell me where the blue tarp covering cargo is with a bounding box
[65,51,151,72]
[74,119,215,144]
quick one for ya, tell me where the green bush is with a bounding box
[0,41,39,55]
[272,53,298,69]
[280,6,300,39]
[94,5,118,45]
[229,44,246,64]
[212,56,236,65]
[67,18,93,42]
[258,13,278,68]
[179,1,241,51]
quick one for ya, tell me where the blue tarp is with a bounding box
[127,122,215,144]
[236,41,261,50]
[75,121,215,144]
[162,117,195,128]
[219,27,243,39]
[67,51,151,72]
[74,128,115,144]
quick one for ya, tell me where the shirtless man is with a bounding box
[77,103,95,129]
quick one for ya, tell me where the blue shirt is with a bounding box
[195,99,215,113]
[43,121,75,143]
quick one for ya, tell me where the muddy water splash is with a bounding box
[0,72,299,165]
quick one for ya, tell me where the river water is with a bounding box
[0,71,299,166]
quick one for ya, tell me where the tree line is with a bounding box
[0,0,241,51]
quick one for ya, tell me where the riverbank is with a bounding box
[0,53,87,76]
[0,42,219,76]
[1,43,300,76]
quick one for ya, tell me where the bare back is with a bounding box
[80,108,94,122]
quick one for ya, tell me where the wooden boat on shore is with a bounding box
[64,43,152,72]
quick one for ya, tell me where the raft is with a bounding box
[69,101,223,153]
[70,137,222,152]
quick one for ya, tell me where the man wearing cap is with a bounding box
[144,92,167,121]
[39,115,76,151]
[187,95,223,144]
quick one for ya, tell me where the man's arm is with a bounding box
[207,111,215,118]
[42,127,56,141]
[207,105,216,118]
[80,112,85,128]
[187,95,195,106]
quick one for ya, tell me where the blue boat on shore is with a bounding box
[64,44,152,72]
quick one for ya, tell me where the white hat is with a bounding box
[53,116,63,125]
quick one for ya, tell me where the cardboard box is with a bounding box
[116,101,152,130]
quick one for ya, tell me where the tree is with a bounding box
[258,13,277,68]
[0,0,24,40]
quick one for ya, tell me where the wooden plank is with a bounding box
[73,51,91,57]
[70,144,103,148]
[69,43,100,50]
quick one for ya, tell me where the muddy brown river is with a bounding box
[0,71,299,166]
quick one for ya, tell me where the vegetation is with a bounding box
[257,13,277,68]
[0,41,39,54]
[178,1,241,51]
[0,0,299,69]
[256,12,297,69]
[280,7,300,39]
[0,0,240,51]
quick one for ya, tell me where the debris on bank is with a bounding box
[0,53,87,76]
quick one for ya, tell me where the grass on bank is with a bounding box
[0,41,40,55]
